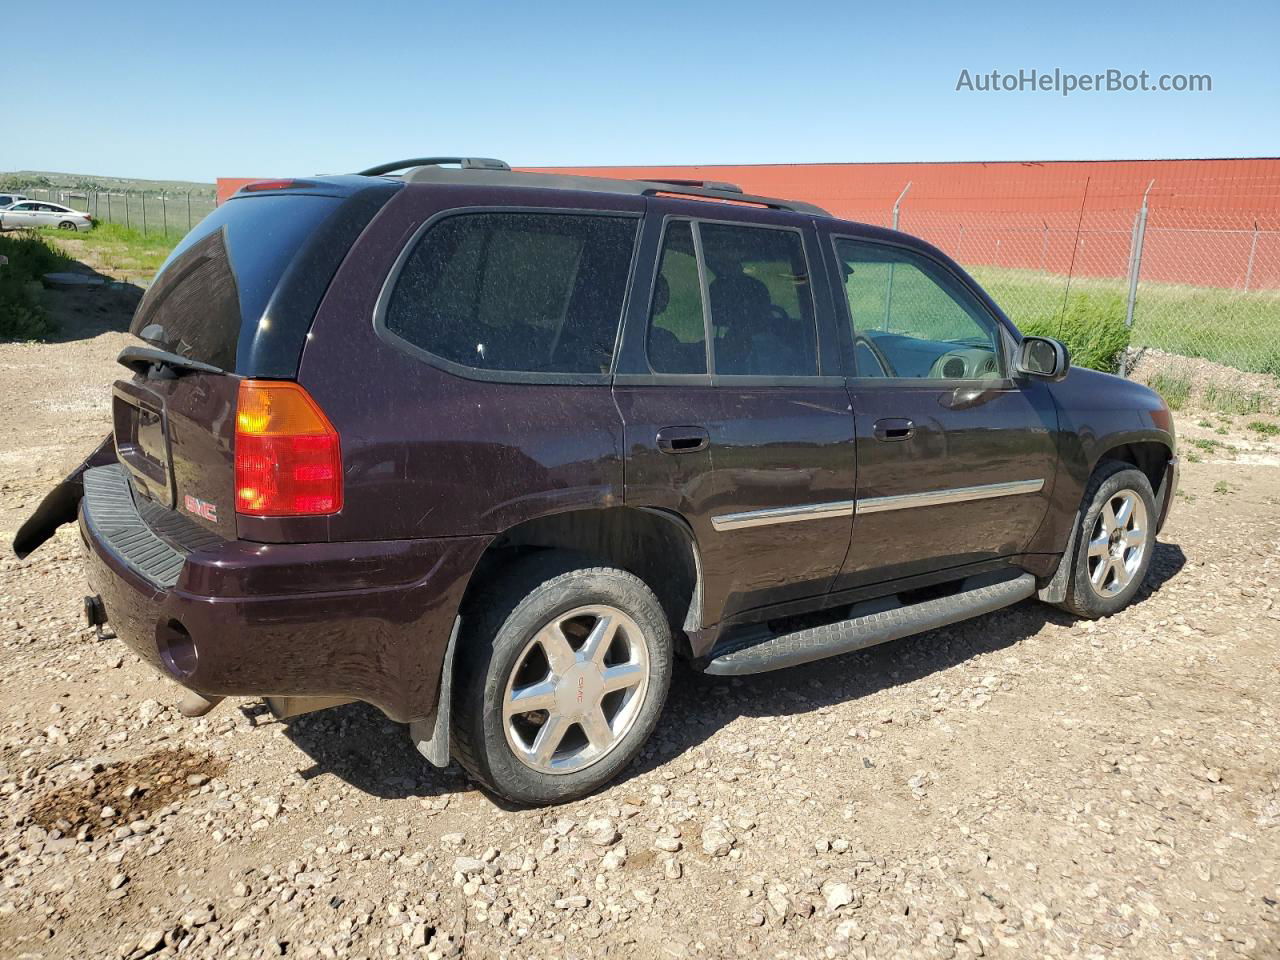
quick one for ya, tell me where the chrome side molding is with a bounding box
[711,500,855,532]
[855,478,1045,515]
[712,479,1045,531]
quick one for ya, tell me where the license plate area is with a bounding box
[113,382,174,507]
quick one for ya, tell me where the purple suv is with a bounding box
[15,157,1177,805]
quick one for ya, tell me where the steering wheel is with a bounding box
[853,333,896,377]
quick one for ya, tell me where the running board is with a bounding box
[703,572,1036,676]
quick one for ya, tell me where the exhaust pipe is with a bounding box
[177,691,224,718]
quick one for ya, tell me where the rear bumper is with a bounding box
[80,466,489,722]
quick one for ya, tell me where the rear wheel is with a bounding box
[1057,462,1157,619]
[451,554,672,805]
[58,220,77,230]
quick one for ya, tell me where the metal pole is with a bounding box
[1244,220,1259,291]
[891,181,911,231]
[124,192,130,230]
[882,182,912,330]
[186,191,192,231]
[107,192,113,223]
[142,194,148,236]
[1124,179,1154,329]
[161,194,167,236]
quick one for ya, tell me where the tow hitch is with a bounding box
[83,594,115,640]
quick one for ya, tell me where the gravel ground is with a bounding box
[2,285,1279,960]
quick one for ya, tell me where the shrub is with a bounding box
[0,231,67,340]
[1146,372,1192,410]
[1018,292,1130,372]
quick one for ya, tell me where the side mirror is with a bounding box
[1016,336,1070,382]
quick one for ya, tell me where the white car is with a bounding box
[0,200,93,231]
[0,192,29,207]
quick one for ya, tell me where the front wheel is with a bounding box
[451,555,672,805]
[1057,462,1157,619]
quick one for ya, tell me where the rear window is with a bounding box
[130,194,344,372]
[383,212,638,376]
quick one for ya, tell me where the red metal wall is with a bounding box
[217,157,1280,288]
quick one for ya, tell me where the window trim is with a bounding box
[629,213,842,388]
[827,232,1016,386]
[372,205,643,386]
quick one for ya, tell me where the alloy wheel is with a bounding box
[501,604,650,774]
[1086,489,1149,598]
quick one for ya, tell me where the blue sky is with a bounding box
[5,0,1276,182]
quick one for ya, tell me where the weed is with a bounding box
[1247,420,1280,436]
[1147,372,1192,410]
[1213,480,1231,495]
[1203,383,1266,416]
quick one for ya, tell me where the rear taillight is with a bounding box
[234,380,342,516]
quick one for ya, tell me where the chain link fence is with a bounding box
[839,192,1280,399]
[10,187,217,238]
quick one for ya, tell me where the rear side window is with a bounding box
[699,223,818,377]
[384,212,638,375]
[647,221,707,374]
[131,194,344,372]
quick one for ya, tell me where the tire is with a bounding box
[58,220,77,231]
[1057,461,1157,619]
[450,553,673,805]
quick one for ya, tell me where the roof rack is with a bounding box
[397,165,830,217]
[356,157,511,177]
[643,178,743,194]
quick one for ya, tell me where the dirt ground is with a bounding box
[1,278,1279,960]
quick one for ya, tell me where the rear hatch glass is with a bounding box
[117,190,378,538]
[130,194,344,372]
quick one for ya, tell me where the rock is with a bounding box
[701,820,734,857]
[453,856,486,875]
[654,836,682,853]
[823,881,855,910]
[601,845,627,871]
[108,872,128,890]
[584,816,619,847]
[554,895,590,909]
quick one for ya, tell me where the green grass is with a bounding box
[967,265,1280,375]
[1247,419,1279,436]
[41,223,177,278]
[1202,383,1267,415]
[0,231,69,338]
[1147,372,1192,410]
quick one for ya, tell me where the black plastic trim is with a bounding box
[81,465,188,589]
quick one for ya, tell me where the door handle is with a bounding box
[656,426,709,455]
[873,418,914,441]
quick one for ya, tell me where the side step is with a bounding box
[703,572,1036,676]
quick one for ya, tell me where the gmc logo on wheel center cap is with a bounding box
[183,494,218,523]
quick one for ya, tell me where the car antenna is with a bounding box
[1058,175,1090,341]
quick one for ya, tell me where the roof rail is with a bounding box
[642,178,743,194]
[399,166,831,217]
[356,157,510,177]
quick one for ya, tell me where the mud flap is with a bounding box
[12,435,116,559]
[409,617,461,768]
[1036,507,1081,604]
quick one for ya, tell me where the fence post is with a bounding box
[883,182,912,330]
[124,192,131,230]
[161,194,167,236]
[186,191,192,231]
[1124,179,1154,330]
[141,194,147,236]
[1244,220,1259,291]
[891,181,911,231]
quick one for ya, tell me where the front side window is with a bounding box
[699,222,818,377]
[385,212,638,375]
[646,221,707,374]
[834,239,1004,380]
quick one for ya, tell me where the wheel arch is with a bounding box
[459,506,704,657]
[1092,436,1173,504]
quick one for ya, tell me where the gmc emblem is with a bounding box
[183,494,218,523]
